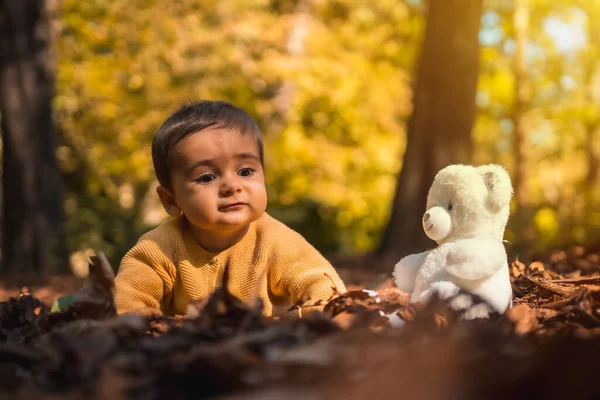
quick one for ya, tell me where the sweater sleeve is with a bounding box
[268,226,346,310]
[114,234,176,314]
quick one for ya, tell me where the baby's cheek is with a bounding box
[253,186,268,212]
[192,195,216,217]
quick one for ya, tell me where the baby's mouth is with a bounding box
[219,202,247,210]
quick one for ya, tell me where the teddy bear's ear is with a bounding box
[477,164,513,212]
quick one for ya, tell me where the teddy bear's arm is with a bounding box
[444,236,506,280]
[393,251,429,293]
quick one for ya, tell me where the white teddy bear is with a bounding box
[393,164,513,317]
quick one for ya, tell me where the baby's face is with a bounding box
[169,126,267,235]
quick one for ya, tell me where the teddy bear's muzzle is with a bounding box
[422,206,452,242]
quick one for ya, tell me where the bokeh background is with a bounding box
[1,0,600,277]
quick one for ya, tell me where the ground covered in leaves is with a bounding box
[1,246,600,400]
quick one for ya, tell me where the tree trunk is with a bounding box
[583,61,599,235]
[272,0,310,128]
[511,0,537,248]
[584,18,600,189]
[376,0,482,263]
[0,0,66,274]
[512,0,530,208]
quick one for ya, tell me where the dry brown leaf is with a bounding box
[377,288,411,305]
[333,312,357,330]
[434,313,449,328]
[397,304,418,322]
[545,276,600,285]
[510,258,527,280]
[507,304,539,335]
[535,308,559,320]
[523,275,578,297]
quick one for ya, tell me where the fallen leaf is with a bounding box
[507,304,539,335]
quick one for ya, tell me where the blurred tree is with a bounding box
[376,0,483,264]
[512,0,531,207]
[0,0,66,274]
[511,0,538,247]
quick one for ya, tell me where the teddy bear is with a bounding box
[393,164,513,318]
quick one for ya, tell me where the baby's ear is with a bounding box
[477,164,513,212]
[156,186,182,217]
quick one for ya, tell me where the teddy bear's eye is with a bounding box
[448,202,453,211]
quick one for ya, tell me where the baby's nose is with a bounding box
[423,212,430,223]
[220,179,242,195]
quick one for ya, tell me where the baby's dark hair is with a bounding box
[152,100,264,189]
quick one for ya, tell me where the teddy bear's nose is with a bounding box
[423,213,430,223]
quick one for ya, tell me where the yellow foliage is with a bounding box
[534,207,560,243]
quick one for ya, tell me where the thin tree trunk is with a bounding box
[583,23,600,188]
[585,122,599,187]
[583,63,599,235]
[511,0,537,248]
[0,0,66,274]
[512,0,530,207]
[376,0,482,264]
[272,0,310,126]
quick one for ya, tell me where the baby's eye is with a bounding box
[448,202,453,211]
[238,168,254,177]
[197,174,215,184]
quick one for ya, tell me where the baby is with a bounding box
[114,100,346,316]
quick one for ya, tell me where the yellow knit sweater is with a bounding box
[114,213,346,316]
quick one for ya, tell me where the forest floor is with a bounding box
[0,264,390,306]
[0,274,83,306]
[0,243,599,399]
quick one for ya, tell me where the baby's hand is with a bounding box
[126,306,163,318]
